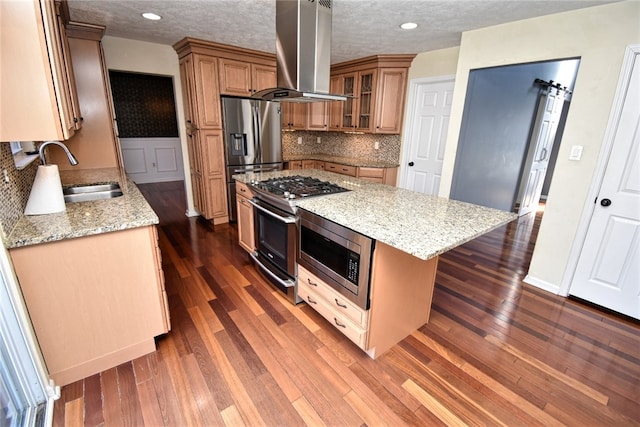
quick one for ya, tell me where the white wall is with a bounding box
[437,1,640,291]
[407,47,459,81]
[101,36,196,216]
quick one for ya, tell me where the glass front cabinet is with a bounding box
[330,55,414,135]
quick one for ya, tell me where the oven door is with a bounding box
[249,198,300,302]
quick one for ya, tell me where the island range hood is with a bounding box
[253,0,346,103]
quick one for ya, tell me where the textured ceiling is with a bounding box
[67,0,616,63]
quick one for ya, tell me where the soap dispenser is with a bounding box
[24,141,79,215]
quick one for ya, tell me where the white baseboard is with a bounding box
[523,274,560,294]
[185,209,199,217]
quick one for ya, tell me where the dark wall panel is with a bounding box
[109,71,179,138]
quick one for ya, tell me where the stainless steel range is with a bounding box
[250,175,350,214]
[247,175,349,304]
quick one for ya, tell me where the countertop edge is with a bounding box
[5,168,159,249]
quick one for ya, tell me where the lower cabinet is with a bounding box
[357,166,398,186]
[236,181,255,252]
[325,162,357,177]
[297,265,369,349]
[9,226,170,386]
[299,243,440,359]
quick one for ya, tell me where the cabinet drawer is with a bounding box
[236,181,253,197]
[298,266,368,328]
[325,162,357,177]
[357,167,384,179]
[298,282,367,348]
[301,160,316,169]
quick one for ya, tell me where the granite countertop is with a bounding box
[234,170,517,261]
[5,168,158,249]
[284,154,399,169]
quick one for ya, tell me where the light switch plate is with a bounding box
[569,145,583,161]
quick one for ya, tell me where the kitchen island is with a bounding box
[5,168,170,386]
[234,169,516,357]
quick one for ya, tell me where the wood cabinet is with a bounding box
[175,38,276,223]
[286,160,302,170]
[236,181,255,252]
[287,160,315,170]
[9,226,170,386]
[218,58,276,97]
[47,22,120,170]
[314,161,326,171]
[299,243,439,359]
[281,102,307,131]
[298,265,369,349]
[328,75,344,131]
[282,102,329,131]
[307,102,329,131]
[179,54,227,223]
[325,162,357,177]
[357,166,398,185]
[1,0,81,141]
[330,55,415,134]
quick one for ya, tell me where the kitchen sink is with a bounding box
[63,183,123,203]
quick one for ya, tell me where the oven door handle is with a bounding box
[248,199,297,224]
[249,252,295,289]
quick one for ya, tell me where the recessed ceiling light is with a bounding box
[142,12,162,20]
[400,22,418,30]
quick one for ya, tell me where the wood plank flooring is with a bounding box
[53,181,640,426]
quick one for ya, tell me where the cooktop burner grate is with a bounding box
[252,175,349,198]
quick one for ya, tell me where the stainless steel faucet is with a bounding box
[39,141,79,166]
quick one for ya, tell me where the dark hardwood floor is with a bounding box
[53,180,640,426]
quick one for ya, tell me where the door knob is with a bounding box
[408,162,414,167]
[600,198,612,207]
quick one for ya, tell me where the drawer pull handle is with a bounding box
[307,278,318,287]
[334,318,346,328]
[335,299,347,309]
[307,296,317,305]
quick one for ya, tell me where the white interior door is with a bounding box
[120,137,185,184]
[570,50,640,319]
[517,89,565,216]
[400,77,454,195]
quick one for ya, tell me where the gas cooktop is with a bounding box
[251,175,349,199]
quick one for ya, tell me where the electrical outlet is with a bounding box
[316,137,321,144]
[374,141,380,150]
[297,137,302,145]
[2,169,9,184]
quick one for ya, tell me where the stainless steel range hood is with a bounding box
[253,0,346,103]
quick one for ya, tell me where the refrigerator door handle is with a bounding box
[253,103,262,163]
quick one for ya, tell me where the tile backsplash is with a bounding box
[0,144,38,240]
[282,131,401,164]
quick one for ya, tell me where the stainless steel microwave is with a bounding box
[297,209,374,310]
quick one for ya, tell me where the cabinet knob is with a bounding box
[408,161,414,167]
[600,198,612,207]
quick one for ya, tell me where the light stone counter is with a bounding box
[5,168,158,249]
[234,169,517,261]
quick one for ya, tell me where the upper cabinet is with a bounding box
[219,58,276,97]
[306,102,329,131]
[1,0,81,141]
[281,102,307,131]
[174,37,276,224]
[330,55,415,134]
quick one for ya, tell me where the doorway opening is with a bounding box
[449,58,580,214]
[109,71,185,184]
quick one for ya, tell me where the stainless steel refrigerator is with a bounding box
[222,97,283,221]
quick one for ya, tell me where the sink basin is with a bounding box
[63,183,123,203]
